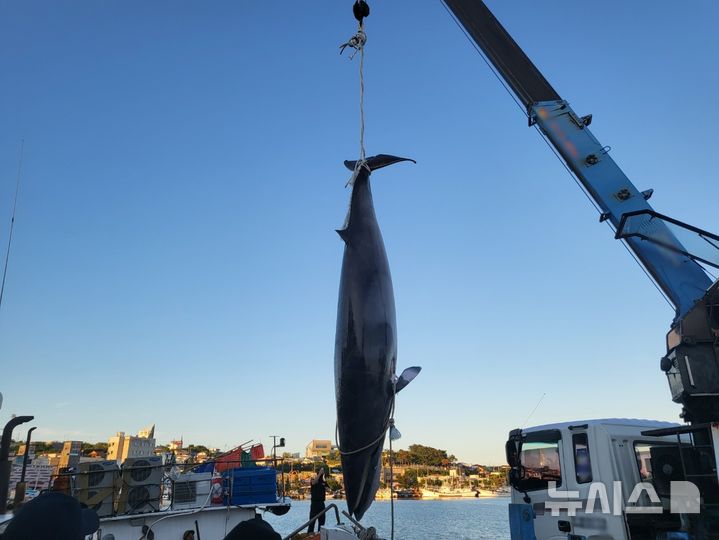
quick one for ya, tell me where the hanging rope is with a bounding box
[335,396,395,456]
[334,405,397,539]
[334,394,397,537]
[340,1,370,186]
[358,37,366,164]
[388,418,396,540]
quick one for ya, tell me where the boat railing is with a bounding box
[281,503,344,540]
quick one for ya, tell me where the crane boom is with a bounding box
[443,0,712,322]
[442,3,719,535]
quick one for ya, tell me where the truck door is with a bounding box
[570,430,628,540]
[510,429,565,540]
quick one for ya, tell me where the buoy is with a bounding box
[211,475,224,505]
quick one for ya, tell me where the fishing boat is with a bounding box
[373,488,395,500]
[420,488,439,500]
[0,444,293,540]
[96,500,291,540]
[88,455,292,539]
[1,470,291,540]
[395,488,421,499]
[436,486,477,498]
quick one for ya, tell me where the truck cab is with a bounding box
[506,418,719,540]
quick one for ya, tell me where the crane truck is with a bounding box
[444,1,719,539]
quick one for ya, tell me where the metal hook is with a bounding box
[339,30,367,59]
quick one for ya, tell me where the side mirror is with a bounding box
[505,439,520,468]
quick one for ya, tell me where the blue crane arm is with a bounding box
[443,0,711,321]
[530,101,711,320]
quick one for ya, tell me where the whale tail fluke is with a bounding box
[344,154,416,172]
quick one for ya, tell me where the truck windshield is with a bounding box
[517,431,562,491]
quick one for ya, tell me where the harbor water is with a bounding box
[264,497,510,539]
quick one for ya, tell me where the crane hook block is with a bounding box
[353,1,370,25]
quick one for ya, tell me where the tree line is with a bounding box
[385,444,457,467]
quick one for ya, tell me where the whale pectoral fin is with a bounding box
[344,154,416,172]
[395,366,421,393]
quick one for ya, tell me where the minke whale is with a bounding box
[334,154,421,520]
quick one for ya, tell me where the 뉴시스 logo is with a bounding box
[545,481,700,516]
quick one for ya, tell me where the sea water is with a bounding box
[264,497,510,539]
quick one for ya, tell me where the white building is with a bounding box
[168,438,183,451]
[305,440,332,458]
[8,455,54,493]
[107,424,156,463]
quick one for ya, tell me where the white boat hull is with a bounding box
[94,500,291,540]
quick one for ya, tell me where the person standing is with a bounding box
[307,468,330,534]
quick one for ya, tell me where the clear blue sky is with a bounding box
[1,1,718,464]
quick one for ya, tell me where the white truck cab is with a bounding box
[506,418,719,540]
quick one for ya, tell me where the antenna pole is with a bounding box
[0,140,25,312]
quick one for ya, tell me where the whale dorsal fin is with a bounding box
[344,154,416,172]
[336,228,350,242]
[395,366,421,393]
